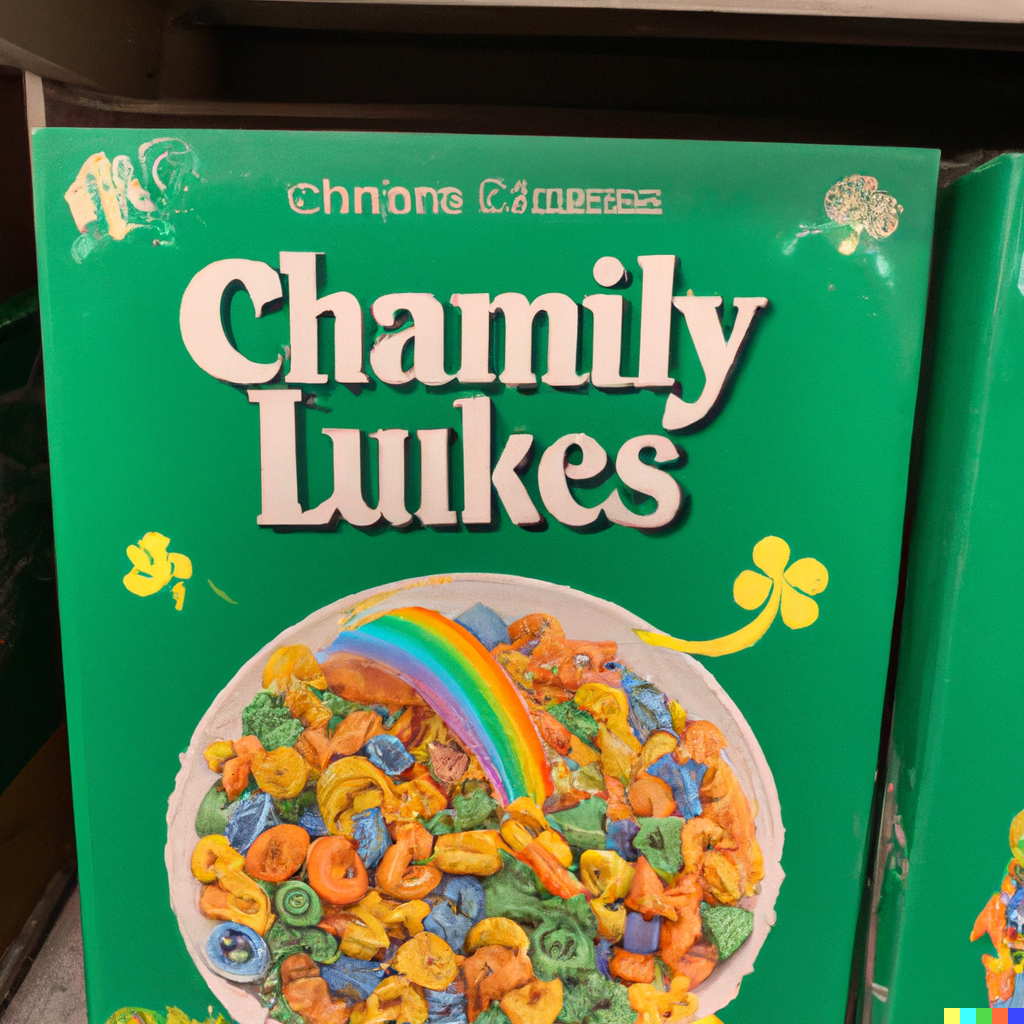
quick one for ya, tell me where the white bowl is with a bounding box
[166,572,784,1023]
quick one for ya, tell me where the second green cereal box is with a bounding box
[865,155,1024,1020]
[30,129,938,1024]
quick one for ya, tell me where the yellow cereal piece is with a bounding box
[191,835,242,883]
[629,977,698,1024]
[204,741,235,773]
[500,978,563,1024]
[575,683,640,753]
[465,917,531,956]
[433,831,508,875]
[391,931,459,990]
[640,731,678,769]
[596,725,636,785]
[351,976,429,1024]
[251,746,309,800]
[535,830,573,868]
[262,644,327,693]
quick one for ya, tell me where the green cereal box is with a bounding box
[29,129,938,1024]
[864,155,1024,1021]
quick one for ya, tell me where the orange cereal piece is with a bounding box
[245,824,310,883]
[463,946,535,1022]
[609,948,655,984]
[625,856,678,921]
[307,836,370,906]
[628,773,677,818]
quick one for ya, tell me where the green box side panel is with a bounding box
[870,154,1024,1021]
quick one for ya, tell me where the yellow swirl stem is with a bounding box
[636,581,782,658]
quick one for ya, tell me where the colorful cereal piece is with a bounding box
[362,734,415,776]
[614,665,675,741]
[351,975,429,1024]
[262,644,327,693]
[647,754,705,821]
[627,775,677,819]
[299,802,331,839]
[274,880,323,928]
[632,817,685,875]
[245,823,310,882]
[191,834,243,882]
[669,940,718,988]
[319,954,387,1001]
[627,976,697,1024]
[463,946,536,1022]
[307,836,370,905]
[428,742,471,785]
[609,948,655,984]
[435,874,487,925]
[605,818,639,861]
[377,821,443,900]
[500,978,563,1024]
[559,975,634,1024]
[621,912,661,955]
[433,831,507,876]
[699,902,754,960]
[424,986,470,1024]
[195,781,240,837]
[546,700,600,746]
[594,938,614,978]
[224,791,281,855]
[465,917,531,956]
[351,807,392,869]
[424,898,475,954]
[205,922,271,982]
[391,931,459,990]
[455,603,510,651]
[251,746,309,800]
[547,798,608,851]
[529,910,596,981]
[624,857,677,921]
[281,953,352,1024]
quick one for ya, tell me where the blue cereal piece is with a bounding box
[622,912,661,955]
[595,938,614,978]
[298,804,330,839]
[455,603,511,651]
[224,791,280,854]
[424,899,475,953]
[320,955,387,1001]
[605,818,639,861]
[613,663,675,741]
[647,754,706,820]
[351,807,392,870]
[205,922,270,982]
[361,734,415,776]
[425,985,469,1024]
[426,875,486,952]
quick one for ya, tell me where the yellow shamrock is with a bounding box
[123,531,193,610]
[636,535,828,657]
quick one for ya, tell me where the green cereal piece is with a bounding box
[530,914,595,981]
[557,975,634,1024]
[452,787,499,830]
[275,880,322,928]
[699,902,754,960]
[633,817,685,875]
[195,781,238,837]
[423,809,457,835]
[241,690,304,750]
[482,851,547,921]
[547,798,608,851]
[547,701,600,745]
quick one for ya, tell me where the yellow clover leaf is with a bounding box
[123,531,193,608]
[637,535,829,657]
